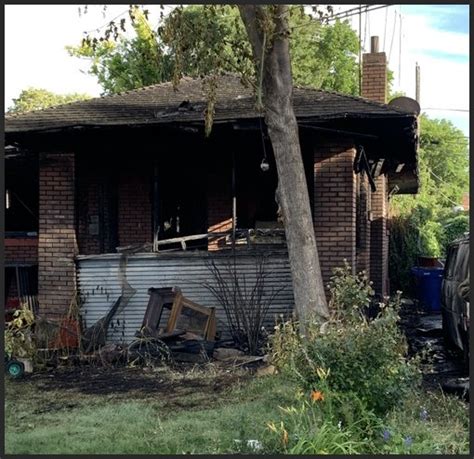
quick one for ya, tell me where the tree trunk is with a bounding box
[239,5,329,330]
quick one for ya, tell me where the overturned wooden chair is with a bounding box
[137,287,216,342]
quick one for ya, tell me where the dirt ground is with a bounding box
[12,361,254,413]
[398,299,468,397]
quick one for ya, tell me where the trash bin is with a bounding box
[411,267,444,312]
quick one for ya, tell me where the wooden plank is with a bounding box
[165,291,183,333]
[181,297,212,315]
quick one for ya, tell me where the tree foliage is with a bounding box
[68,5,360,96]
[8,88,91,114]
[389,114,469,291]
[67,6,173,94]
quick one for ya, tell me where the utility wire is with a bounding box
[383,6,388,51]
[398,7,402,86]
[422,108,469,113]
[289,4,390,30]
[363,5,368,51]
[367,6,371,47]
[427,168,465,207]
[327,4,390,22]
[82,8,130,35]
[358,5,362,94]
[388,10,397,62]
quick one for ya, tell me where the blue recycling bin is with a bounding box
[410,267,444,312]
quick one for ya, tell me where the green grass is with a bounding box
[5,368,295,455]
[5,367,469,455]
[378,389,470,455]
[263,387,470,455]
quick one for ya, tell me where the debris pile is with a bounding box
[6,284,274,375]
[132,287,217,363]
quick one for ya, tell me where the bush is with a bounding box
[5,306,36,359]
[389,215,419,294]
[441,213,469,249]
[265,394,382,454]
[269,262,421,416]
[264,388,469,455]
[264,262,468,455]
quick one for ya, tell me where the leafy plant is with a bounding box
[265,395,381,454]
[5,306,36,359]
[327,260,374,321]
[269,263,421,416]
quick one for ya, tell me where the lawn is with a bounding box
[4,363,295,455]
[4,362,470,455]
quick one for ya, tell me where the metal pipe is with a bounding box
[153,159,160,252]
[232,151,236,246]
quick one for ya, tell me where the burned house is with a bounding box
[5,41,419,342]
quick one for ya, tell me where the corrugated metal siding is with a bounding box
[76,250,294,344]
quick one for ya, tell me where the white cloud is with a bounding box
[339,4,469,135]
[401,12,468,57]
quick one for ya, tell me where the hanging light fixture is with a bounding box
[259,117,270,172]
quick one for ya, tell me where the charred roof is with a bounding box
[5,74,416,134]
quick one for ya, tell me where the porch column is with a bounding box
[356,173,371,274]
[313,141,357,292]
[38,153,78,318]
[370,175,389,297]
[362,37,389,297]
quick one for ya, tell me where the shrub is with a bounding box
[203,254,284,354]
[389,215,419,294]
[269,262,421,416]
[265,394,382,454]
[5,305,36,359]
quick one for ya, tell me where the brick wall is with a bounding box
[313,141,357,289]
[362,40,389,297]
[5,237,38,264]
[356,173,371,274]
[370,174,389,296]
[118,171,152,247]
[38,153,78,317]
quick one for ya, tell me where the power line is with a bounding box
[82,8,130,35]
[382,6,388,51]
[422,108,469,113]
[290,4,390,30]
[327,4,390,22]
[398,7,402,86]
[427,168,465,207]
[388,10,397,62]
[358,5,362,94]
[363,5,368,51]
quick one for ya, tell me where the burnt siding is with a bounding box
[77,250,294,344]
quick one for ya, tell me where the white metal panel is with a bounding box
[77,250,294,344]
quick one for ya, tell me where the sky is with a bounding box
[4,4,470,137]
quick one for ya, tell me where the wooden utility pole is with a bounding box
[415,62,420,104]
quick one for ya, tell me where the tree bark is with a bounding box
[239,5,329,330]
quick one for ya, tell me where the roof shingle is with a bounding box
[5,74,414,133]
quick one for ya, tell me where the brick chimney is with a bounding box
[362,36,389,298]
[362,36,387,103]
